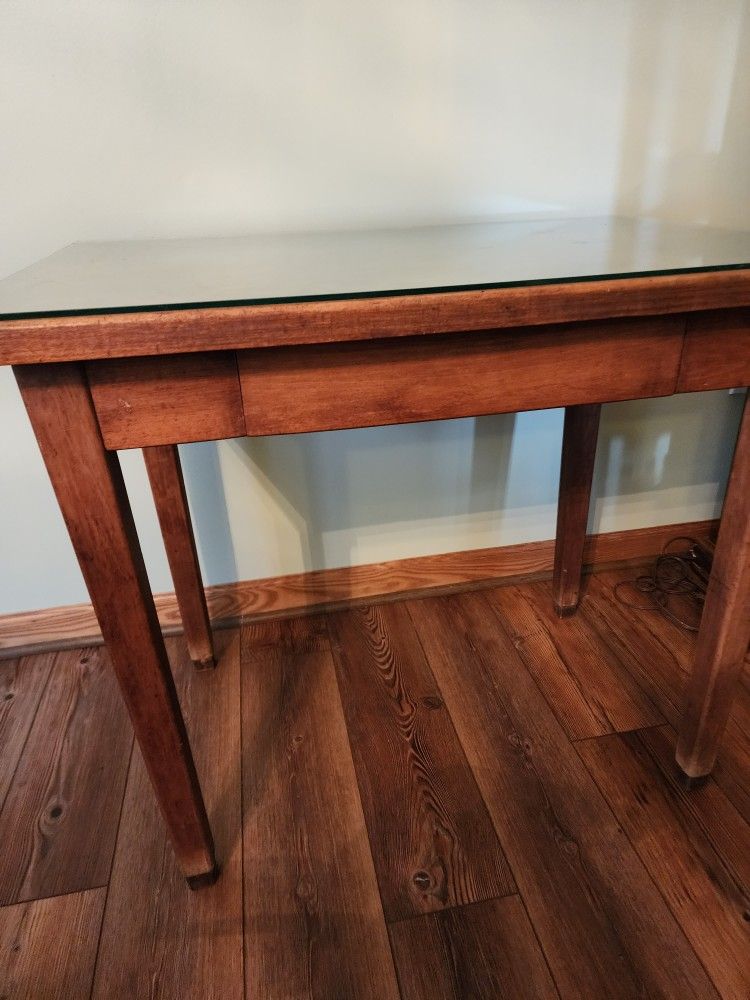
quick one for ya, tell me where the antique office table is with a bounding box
[1,217,749,887]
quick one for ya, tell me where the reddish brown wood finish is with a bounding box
[94,634,243,997]
[327,603,515,920]
[1,570,748,993]
[240,318,683,436]
[408,591,718,998]
[584,567,750,823]
[12,362,216,884]
[87,351,244,449]
[0,517,717,657]
[144,445,215,669]
[0,646,132,905]
[0,888,106,999]
[577,728,750,997]
[4,255,750,893]
[241,618,400,998]
[677,394,750,778]
[677,309,750,392]
[1,269,749,365]
[388,896,559,999]
[553,404,601,614]
[0,652,54,809]
[491,580,664,741]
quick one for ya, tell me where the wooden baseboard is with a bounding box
[0,519,716,658]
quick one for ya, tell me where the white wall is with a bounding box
[1,0,748,613]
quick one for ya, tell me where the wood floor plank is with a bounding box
[640,608,750,823]
[580,570,687,723]
[92,632,243,999]
[0,887,106,1000]
[327,603,515,921]
[638,725,750,893]
[388,895,559,1000]
[2,575,745,999]
[577,726,750,999]
[408,590,718,999]
[0,646,132,905]
[0,652,53,810]
[702,694,750,824]
[491,580,663,740]
[242,616,400,1000]
[585,567,750,822]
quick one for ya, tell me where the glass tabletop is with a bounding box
[1,216,749,320]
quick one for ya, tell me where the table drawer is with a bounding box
[677,309,750,392]
[239,316,684,436]
[87,351,245,449]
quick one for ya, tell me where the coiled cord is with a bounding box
[613,536,712,632]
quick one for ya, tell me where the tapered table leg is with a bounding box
[14,363,217,887]
[144,445,215,670]
[677,393,750,780]
[552,403,602,615]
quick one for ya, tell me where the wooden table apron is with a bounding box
[6,278,750,886]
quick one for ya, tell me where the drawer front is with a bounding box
[239,317,684,436]
[87,351,245,449]
[677,309,750,392]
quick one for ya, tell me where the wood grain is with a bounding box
[144,444,214,669]
[327,602,515,921]
[490,580,664,740]
[638,723,750,895]
[0,574,748,995]
[388,896,559,1000]
[577,727,750,999]
[711,696,750,826]
[677,394,750,777]
[2,269,749,365]
[0,518,717,657]
[677,309,750,392]
[580,568,690,724]
[240,318,683,435]
[87,351,244,449]
[0,646,132,905]
[408,590,718,999]
[93,633,243,998]
[553,403,601,613]
[241,616,400,999]
[585,567,750,823]
[0,887,106,1000]
[0,652,53,810]
[14,362,216,882]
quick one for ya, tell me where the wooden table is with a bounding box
[1,218,749,887]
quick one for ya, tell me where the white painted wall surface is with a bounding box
[1,0,748,613]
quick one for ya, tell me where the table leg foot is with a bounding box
[554,601,579,618]
[676,768,710,792]
[144,444,216,671]
[15,363,217,882]
[186,862,220,890]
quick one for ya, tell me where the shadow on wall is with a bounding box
[182,386,746,589]
[223,415,522,580]
[180,0,750,587]
[178,440,237,586]
[589,390,747,535]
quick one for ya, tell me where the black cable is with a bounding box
[613,537,709,631]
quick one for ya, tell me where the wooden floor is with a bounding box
[0,564,748,999]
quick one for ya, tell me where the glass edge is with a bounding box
[1,261,749,322]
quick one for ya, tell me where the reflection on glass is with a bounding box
[1,216,749,319]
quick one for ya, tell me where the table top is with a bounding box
[2,216,750,321]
